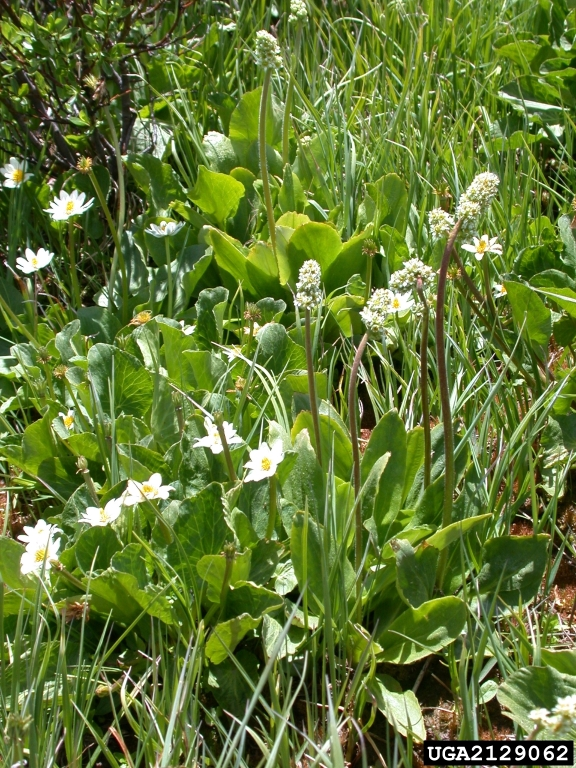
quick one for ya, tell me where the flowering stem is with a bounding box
[259,69,277,256]
[68,220,82,309]
[435,220,461,588]
[364,255,373,304]
[482,257,498,319]
[214,414,238,484]
[165,238,174,318]
[282,27,301,165]
[305,309,323,466]
[266,474,278,540]
[416,279,431,489]
[349,331,369,593]
[54,562,86,591]
[88,168,128,324]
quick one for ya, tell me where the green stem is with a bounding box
[165,238,173,318]
[436,220,462,588]
[0,286,38,344]
[482,256,498,320]
[266,474,278,540]
[349,331,369,599]
[259,69,277,255]
[364,255,373,304]
[68,220,82,309]
[214,415,238,484]
[416,280,431,489]
[305,309,323,465]
[88,168,128,323]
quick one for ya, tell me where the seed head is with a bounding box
[53,364,69,379]
[360,288,394,334]
[36,347,52,365]
[389,258,436,293]
[244,303,262,323]
[295,259,322,311]
[428,208,455,240]
[289,0,308,23]
[455,172,499,227]
[362,238,378,258]
[254,30,282,70]
[76,156,93,174]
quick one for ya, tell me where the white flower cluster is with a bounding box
[428,208,455,240]
[18,520,62,576]
[360,288,393,333]
[254,30,282,70]
[295,259,322,311]
[529,694,576,734]
[455,172,499,226]
[389,258,436,293]
[289,0,308,23]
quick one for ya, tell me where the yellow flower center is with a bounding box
[12,168,24,183]
[31,257,38,268]
[476,240,488,253]
[63,415,74,429]
[142,483,154,495]
[35,547,47,562]
[261,457,271,472]
[392,298,401,309]
[99,508,109,522]
[65,200,75,215]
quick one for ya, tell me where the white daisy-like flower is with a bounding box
[193,416,243,455]
[123,472,175,506]
[243,321,262,336]
[244,440,285,482]
[59,409,75,431]
[18,519,62,546]
[529,708,551,730]
[19,522,61,576]
[15,247,54,274]
[389,292,414,313]
[1,157,32,188]
[461,234,503,261]
[145,220,185,238]
[44,189,94,221]
[493,283,507,299]
[79,497,124,527]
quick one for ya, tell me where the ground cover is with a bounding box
[1,0,576,765]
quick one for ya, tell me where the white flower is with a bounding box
[19,522,61,576]
[193,416,243,455]
[15,247,54,274]
[45,189,94,221]
[1,157,32,188]
[428,208,455,239]
[289,0,308,22]
[18,519,62,546]
[244,440,285,482]
[145,220,185,237]
[529,708,551,730]
[461,234,503,261]
[455,172,500,227]
[254,30,282,70]
[79,497,124,527]
[123,472,174,506]
[59,409,75,431]
[360,288,394,334]
[493,283,507,299]
[389,292,414,313]
[390,258,436,293]
[243,321,262,336]
[295,259,322,311]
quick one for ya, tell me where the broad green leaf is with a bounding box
[283,222,342,287]
[369,674,426,741]
[346,621,383,665]
[323,230,372,293]
[87,344,153,418]
[76,526,122,573]
[89,569,174,625]
[126,153,187,212]
[167,483,231,577]
[497,666,576,737]
[281,428,325,519]
[17,413,80,498]
[540,648,576,675]
[262,614,304,660]
[257,322,306,374]
[117,444,170,481]
[504,280,551,345]
[202,131,239,174]
[65,432,101,462]
[224,581,283,620]
[362,410,406,531]
[534,285,576,319]
[207,650,259,716]
[190,166,245,229]
[77,307,120,344]
[178,418,212,498]
[292,410,352,480]
[425,514,491,551]
[197,550,252,603]
[0,537,28,589]
[381,225,410,272]
[366,173,408,232]
[55,320,86,362]
[205,613,261,664]
[477,534,549,604]
[208,228,253,290]
[403,427,425,502]
[181,350,228,391]
[378,596,466,663]
[194,286,228,351]
[394,539,439,608]
[111,543,150,589]
[229,87,283,165]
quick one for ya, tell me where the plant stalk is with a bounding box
[214,414,238,484]
[305,309,323,465]
[349,331,369,593]
[266,474,278,540]
[259,69,277,255]
[68,220,82,309]
[416,279,431,489]
[165,237,173,319]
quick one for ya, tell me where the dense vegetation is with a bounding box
[1,0,576,765]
